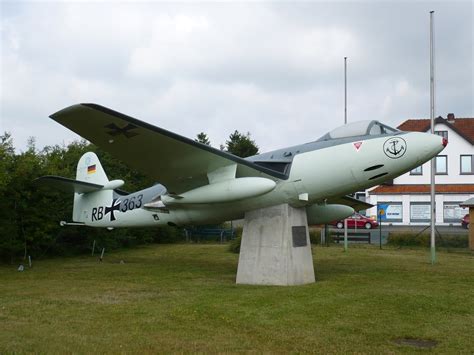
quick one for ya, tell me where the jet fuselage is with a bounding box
[82,130,445,228]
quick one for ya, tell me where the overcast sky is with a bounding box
[1,0,472,153]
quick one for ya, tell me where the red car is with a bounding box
[462,214,470,229]
[331,213,379,229]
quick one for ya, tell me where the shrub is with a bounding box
[152,226,185,244]
[387,232,429,247]
[309,227,323,244]
[387,232,467,248]
[228,227,243,253]
[438,235,468,248]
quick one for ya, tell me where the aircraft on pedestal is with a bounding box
[37,103,447,228]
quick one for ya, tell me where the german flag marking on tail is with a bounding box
[87,164,96,174]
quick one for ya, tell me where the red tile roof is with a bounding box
[370,184,474,194]
[398,117,474,144]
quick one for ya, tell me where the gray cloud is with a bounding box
[1,1,472,153]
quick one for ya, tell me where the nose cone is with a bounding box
[427,132,447,155]
[409,132,447,163]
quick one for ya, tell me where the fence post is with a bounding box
[91,240,96,256]
[379,210,382,250]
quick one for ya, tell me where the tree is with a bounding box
[225,130,259,158]
[195,132,211,146]
[0,133,18,262]
[0,133,182,263]
[0,133,14,192]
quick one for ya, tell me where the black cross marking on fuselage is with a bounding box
[105,123,139,138]
[105,199,121,221]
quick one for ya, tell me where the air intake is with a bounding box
[369,172,388,180]
[364,164,384,172]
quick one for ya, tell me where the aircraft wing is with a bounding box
[328,195,373,212]
[50,104,286,194]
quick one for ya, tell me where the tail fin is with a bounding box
[36,152,121,224]
[72,152,112,223]
[76,152,109,185]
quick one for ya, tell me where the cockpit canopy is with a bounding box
[318,120,399,141]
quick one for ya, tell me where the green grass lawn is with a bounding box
[1,244,473,353]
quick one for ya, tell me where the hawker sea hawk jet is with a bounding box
[37,104,447,228]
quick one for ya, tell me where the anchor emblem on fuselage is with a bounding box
[387,140,404,155]
[383,137,407,159]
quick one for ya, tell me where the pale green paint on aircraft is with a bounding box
[36,104,446,228]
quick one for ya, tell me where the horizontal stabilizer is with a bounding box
[35,176,104,194]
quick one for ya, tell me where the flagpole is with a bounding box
[344,57,347,125]
[429,10,436,264]
[344,56,348,252]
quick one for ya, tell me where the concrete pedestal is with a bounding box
[236,204,315,286]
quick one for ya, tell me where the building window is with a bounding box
[410,203,431,222]
[435,155,448,175]
[410,165,423,175]
[460,155,474,174]
[443,202,468,223]
[435,130,448,140]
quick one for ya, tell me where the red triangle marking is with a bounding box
[354,141,363,150]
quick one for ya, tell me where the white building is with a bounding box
[366,114,474,226]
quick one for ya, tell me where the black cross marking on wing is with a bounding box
[105,123,139,138]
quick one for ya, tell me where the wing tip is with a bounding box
[49,103,99,120]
